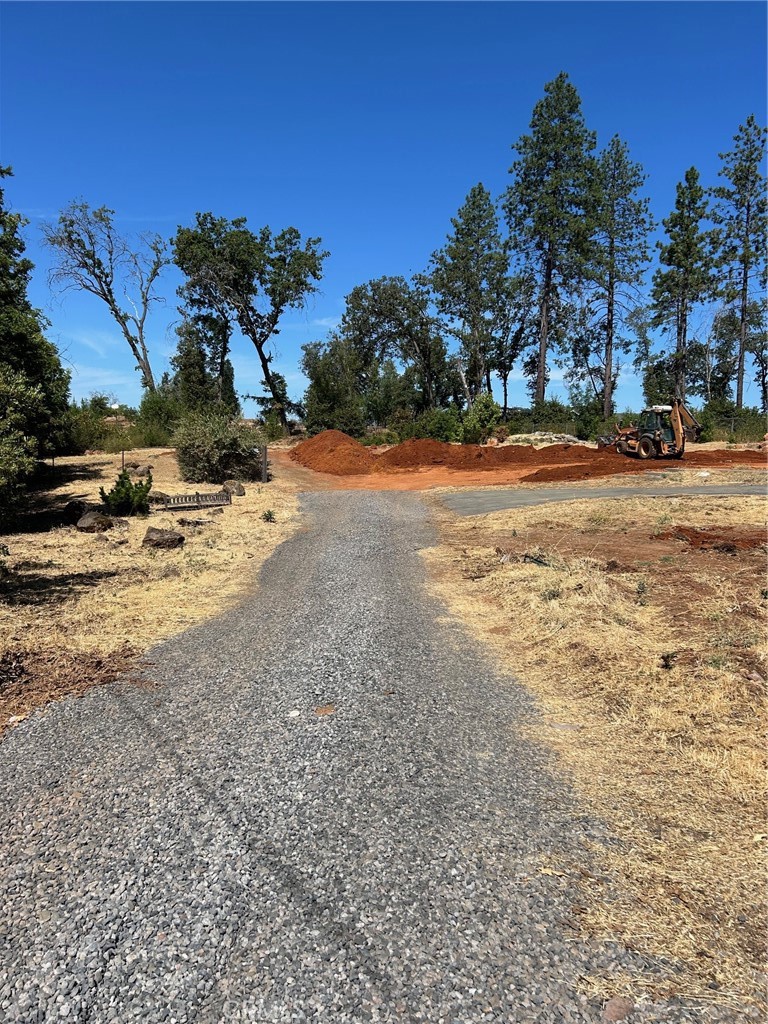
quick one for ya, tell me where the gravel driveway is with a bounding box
[0,492,743,1023]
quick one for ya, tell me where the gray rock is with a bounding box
[222,480,245,497]
[141,527,184,550]
[147,491,169,506]
[132,465,153,477]
[76,511,113,533]
[63,500,96,525]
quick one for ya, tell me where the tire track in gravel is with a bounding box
[0,491,742,1023]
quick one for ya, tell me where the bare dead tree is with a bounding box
[43,202,169,391]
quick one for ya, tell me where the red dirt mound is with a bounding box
[373,439,589,473]
[289,430,376,475]
[655,526,767,553]
[290,430,768,483]
[522,446,767,483]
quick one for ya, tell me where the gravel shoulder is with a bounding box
[0,491,753,1022]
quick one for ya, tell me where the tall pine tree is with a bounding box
[710,115,767,409]
[590,136,653,418]
[503,73,596,405]
[428,183,509,404]
[651,167,714,400]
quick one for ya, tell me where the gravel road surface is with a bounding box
[438,483,767,516]
[0,492,749,1023]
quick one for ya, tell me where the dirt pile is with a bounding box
[374,439,592,473]
[655,525,767,552]
[289,430,376,476]
[290,430,768,483]
[523,445,767,483]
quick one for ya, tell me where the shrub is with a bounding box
[360,430,400,446]
[99,470,152,516]
[261,509,276,523]
[173,412,265,483]
[494,424,510,442]
[59,404,108,454]
[417,407,463,443]
[697,401,767,443]
[261,410,285,442]
[461,393,502,444]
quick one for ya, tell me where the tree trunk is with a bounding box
[675,296,688,401]
[736,252,750,410]
[252,339,288,432]
[756,352,768,415]
[485,366,493,394]
[536,257,553,406]
[603,258,615,420]
[502,374,509,419]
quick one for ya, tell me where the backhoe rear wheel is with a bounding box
[637,437,656,460]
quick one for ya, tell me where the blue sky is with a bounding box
[1,1,766,415]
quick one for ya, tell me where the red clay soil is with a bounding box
[289,430,376,475]
[290,430,767,483]
[655,525,767,552]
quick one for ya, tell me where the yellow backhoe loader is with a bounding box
[611,400,702,460]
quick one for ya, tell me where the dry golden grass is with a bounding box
[0,449,299,728]
[424,493,767,1011]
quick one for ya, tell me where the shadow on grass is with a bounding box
[1,460,111,537]
[0,566,120,607]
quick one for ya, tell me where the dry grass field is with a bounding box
[424,492,767,1012]
[0,449,298,731]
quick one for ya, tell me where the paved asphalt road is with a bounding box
[0,492,751,1023]
[438,483,767,516]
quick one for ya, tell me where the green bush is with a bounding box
[99,470,152,516]
[360,430,400,446]
[417,407,463,443]
[461,393,502,444]
[386,407,464,443]
[173,412,265,483]
[261,410,285,442]
[59,405,108,454]
[697,401,766,443]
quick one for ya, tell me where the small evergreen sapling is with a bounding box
[100,470,153,516]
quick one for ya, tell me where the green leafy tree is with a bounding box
[43,201,167,391]
[651,167,715,400]
[428,183,510,402]
[749,310,768,414]
[301,334,368,436]
[687,306,747,404]
[589,135,654,418]
[176,312,239,412]
[0,168,70,458]
[366,359,414,427]
[492,272,537,419]
[461,392,502,444]
[170,321,218,411]
[503,72,597,404]
[710,115,768,409]
[169,316,239,414]
[173,213,328,432]
[340,276,451,410]
[0,365,42,522]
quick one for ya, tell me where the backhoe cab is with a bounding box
[613,400,702,460]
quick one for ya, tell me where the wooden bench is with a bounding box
[162,490,232,512]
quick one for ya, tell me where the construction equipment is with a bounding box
[611,400,702,460]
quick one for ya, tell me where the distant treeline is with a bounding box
[1,75,766,517]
